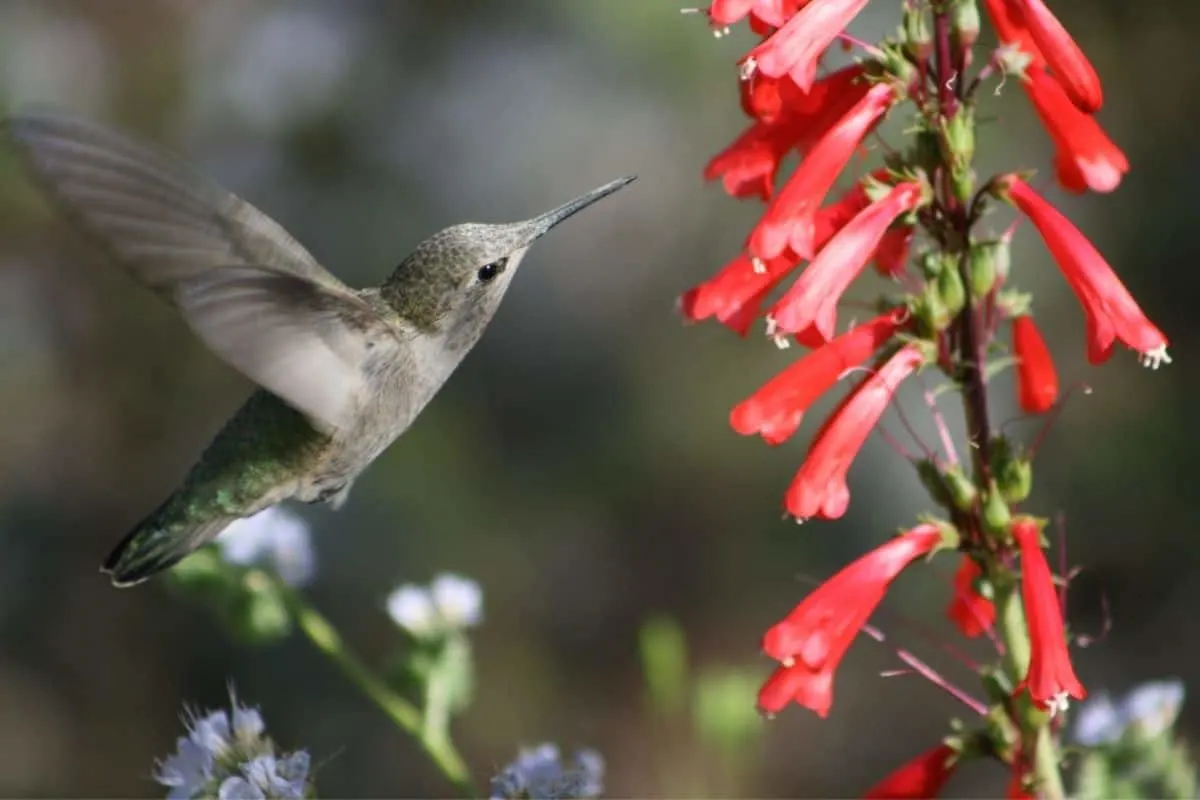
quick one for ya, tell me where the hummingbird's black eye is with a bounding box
[476,257,508,283]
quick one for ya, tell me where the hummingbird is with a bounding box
[4,109,633,587]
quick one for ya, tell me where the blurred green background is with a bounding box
[0,0,1196,796]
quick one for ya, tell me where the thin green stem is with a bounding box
[1033,724,1067,800]
[278,585,477,798]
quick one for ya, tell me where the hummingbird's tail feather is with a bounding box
[102,510,237,587]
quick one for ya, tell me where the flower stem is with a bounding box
[279,585,478,798]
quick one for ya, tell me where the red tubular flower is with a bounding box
[864,743,958,799]
[1012,315,1059,414]
[784,343,926,520]
[983,0,1042,66]
[1008,0,1103,112]
[873,225,913,277]
[682,169,888,336]
[704,119,804,201]
[679,251,801,335]
[731,310,905,444]
[710,0,808,29]
[1012,517,1087,713]
[947,555,996,638]
[767,181,927,342]
[749,82,897,261]
[744,0,871,93]
[758,523,945,717]
[1002,177,1169,367]
[1023,66,1127,194]
[708,65,869,201]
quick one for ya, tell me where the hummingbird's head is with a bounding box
[382,176,634,349]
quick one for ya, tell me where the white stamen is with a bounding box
[764,315,778,337]
[773,334,791,350]
[1048,692,1072,718]
[751,256,767,275]
[1139,345,1172,370]
[781,656,795,668]
[740,57,758,81]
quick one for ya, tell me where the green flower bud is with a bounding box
[903,5,933,62]
[990,436,1033,504]
[968,239,999,299]
[981,482,1012,537]
[943,465,980,512]
[951,0,981,51]
[938,261,967,317]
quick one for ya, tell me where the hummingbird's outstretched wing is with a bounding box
[4,109,395,436]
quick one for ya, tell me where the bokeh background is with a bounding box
[0,0,1197,796]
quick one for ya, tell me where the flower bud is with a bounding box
[943,465,980,511]
[990,436,1033,503]
[912,283,952,333]
[968,239,1002,298]
[903,5,934,62]
[938,262,967,317]
[944,107,976,167]
[981,481,1012,537]
[951,0,981,51]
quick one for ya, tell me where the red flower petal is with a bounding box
[1012,315,1059,414]
[864,743,958,799]
[784,344,926,520]
[767,181,926,342]
[731,309,905,444]
[1012,518,1087,712]
[748,81,896,260]
[1002,177,1169,366]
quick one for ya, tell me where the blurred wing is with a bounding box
[4,108,389,434]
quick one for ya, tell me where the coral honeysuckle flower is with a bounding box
[766,181,927,342]
[784,343,927,520]
[731,309,906,444]
[1000,177,1169,367]
[1012,315,1059,414]
[748,82,897,260]
[758,523,948,717]
[1012,517,1087,714]
[1007,0,1103,112]
[1023,66,1127,194]
[742,0,871,93]
[864,742,959,799]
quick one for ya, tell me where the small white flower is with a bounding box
[217,507,315,586]
[430,573,483,629]
[386,584,437,636]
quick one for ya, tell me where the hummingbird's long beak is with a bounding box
[525,175,637,242]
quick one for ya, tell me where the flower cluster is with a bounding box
[155,690,310,799]
[386,572,483,638]
[489,743,605,800]
[685,0,1169,794]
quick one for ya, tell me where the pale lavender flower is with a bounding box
[1072,678,1187,746]
[1122,678,1185,738]
[386,584,438,636]
[490,743,605,799]
[216,506,315,586]
[154,690,310,799]
[386,573,482,636]
[430,573,484,628]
